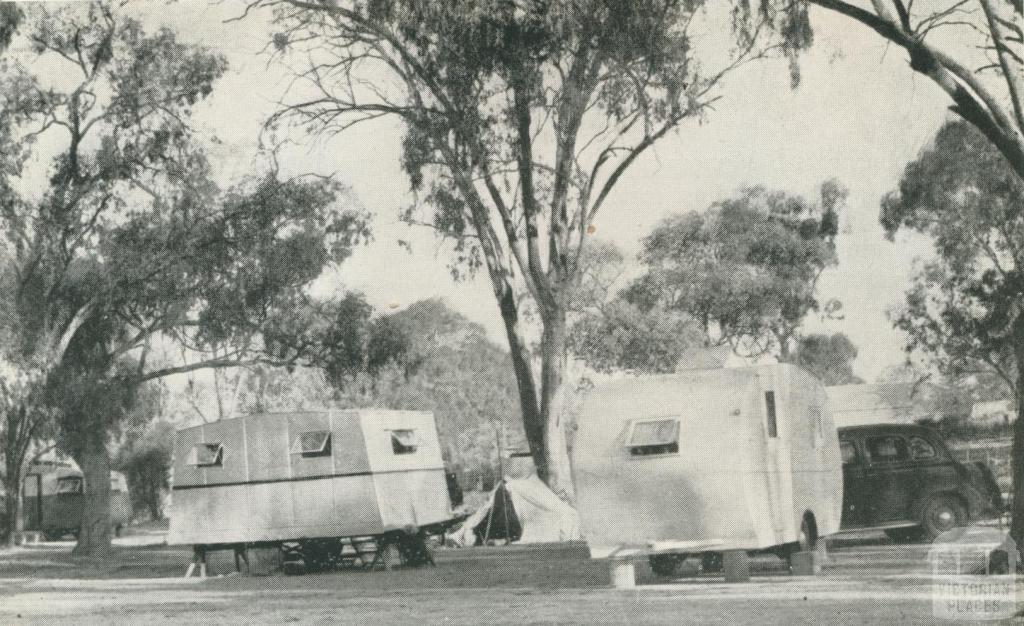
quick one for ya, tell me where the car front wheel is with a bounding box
[921,495,966,541]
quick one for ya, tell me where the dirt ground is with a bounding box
[1,532,1022,624]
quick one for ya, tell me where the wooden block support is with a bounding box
[610,560,636,589]
[790,550,820,576]
[723,550,750,583]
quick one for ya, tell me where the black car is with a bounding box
[838,424,1003,541]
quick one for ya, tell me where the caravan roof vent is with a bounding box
[291,430,332,458]
[390,429,419,455]
[188,443,223,467]
[627,419,680,457]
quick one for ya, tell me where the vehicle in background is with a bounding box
[22,463,133,541]
[838,423,1003,541]
[573,364,843,577]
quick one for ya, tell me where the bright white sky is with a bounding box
[108,1,955,383]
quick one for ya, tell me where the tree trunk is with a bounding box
[1,487,19,547]
[72,438,113,557]
[1011,326,1024,551]
[539,309,574,499]
[494,280,548,482]
[2,439,25,547]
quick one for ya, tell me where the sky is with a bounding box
[46,0,962,383]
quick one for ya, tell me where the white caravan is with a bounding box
[573,364,842,571]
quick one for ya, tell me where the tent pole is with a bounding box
[483,483,496,545]
[496,424,511,546]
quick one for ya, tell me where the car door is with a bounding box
[840,438,868,528]
[862,434,916,525]
[905,433,961,501]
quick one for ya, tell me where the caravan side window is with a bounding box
[764,391,778,438]
[187,443,224,468]
[391,430,419,455]
[291,430,332,458]
[627,419,680,456]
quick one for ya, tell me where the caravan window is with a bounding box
[764,391,778,438]
[55,476,83,494]
[188,443,224,467]
[291,430,332,458]
[391,430,419,455]
[627,419,680,456]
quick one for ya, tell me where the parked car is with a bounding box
[838,424,1003,541]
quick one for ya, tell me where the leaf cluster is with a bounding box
[626,181,844,355]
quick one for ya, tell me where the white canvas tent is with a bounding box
[450,475,581,546]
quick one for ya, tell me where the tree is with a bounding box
[0,2,19,55]
[795,0,1023,181]
[262,0,811,495]
[0,3,369,555]
[881,119,1024,544]
[793,332,864,385]
[625,182,845,359]
[569,299,701,373]
[117,418,174,522]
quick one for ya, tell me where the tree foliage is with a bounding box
[0,2,369,554]
[625,182,845,359]
[884,120,1024,389]
[793,332,863,385]
[569,299,702,373]
[116,418,174,522]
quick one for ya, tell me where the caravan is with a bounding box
[169,410,456,550]
[573,364,843,574]
[21,463,133,540]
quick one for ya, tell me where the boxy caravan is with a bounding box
[168,410,456,572]
[573,364,842,576]
[21,463,133,540]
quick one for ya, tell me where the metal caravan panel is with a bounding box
[373,469,452,531]
[360,410,445,473]
[201,419,247,486]
[361,410,451,531]
[573,371,765,559]
[171,424,204,488]
[331,410,371,475]
[287,412,334,479]
[169,410,447,545]
[770,365,843,538]
[246,413,290,483]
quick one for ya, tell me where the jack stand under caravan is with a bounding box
[572,364,842,582]
[168,410,461,576]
